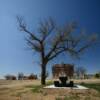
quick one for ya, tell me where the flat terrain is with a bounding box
[0,79,100,100]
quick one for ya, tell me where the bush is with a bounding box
[95,73,100,78]
[28,74,37,80]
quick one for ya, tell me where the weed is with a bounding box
[55,97,62,100]
[46,80,53,85]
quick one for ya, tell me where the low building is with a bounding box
[5,75,16,80]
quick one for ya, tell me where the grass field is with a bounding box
[0,79,100,100]
[80,83,100,92]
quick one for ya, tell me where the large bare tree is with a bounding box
[17,17,97,85]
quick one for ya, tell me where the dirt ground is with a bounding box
[0,79,100,100]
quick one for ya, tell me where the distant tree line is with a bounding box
[94,72,100,78]
[5,73,38,80]
[74,66,87,79]
[74,66,100,79]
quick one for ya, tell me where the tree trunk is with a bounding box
[41,63,46,85]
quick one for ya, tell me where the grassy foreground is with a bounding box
[0,79,100,100]
[24,81,100,100]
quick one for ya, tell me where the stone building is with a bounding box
[52,64,74,78]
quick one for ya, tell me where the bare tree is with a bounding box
[75,66,87,79]
[17,17,97,85]
[18,72,24,80]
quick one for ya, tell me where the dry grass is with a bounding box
[0,79,100,100]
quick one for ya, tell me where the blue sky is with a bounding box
[0,0,100,78]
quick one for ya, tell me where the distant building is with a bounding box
[28,74,37,80]
[18,73,38,80]
[22,75,37,80]
[5,75,16,80]
[52,64,74,78]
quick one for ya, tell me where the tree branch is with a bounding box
[26,38,41,52]
[38,18,56,42]
[17,16,41,42]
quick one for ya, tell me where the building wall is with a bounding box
[52,64,74,78]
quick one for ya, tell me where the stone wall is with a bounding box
[52,64,74,78]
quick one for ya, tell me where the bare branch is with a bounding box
[38,18,56,41]
[17,16,41,42]
[26,39,41,52]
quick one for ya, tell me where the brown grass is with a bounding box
[0,79,100,100]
